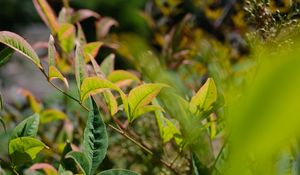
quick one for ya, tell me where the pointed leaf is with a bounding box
[83,99,108,174]
[77,23,87,45]
[0,47,14,67]
[65,151,91,175]
[190,78,217,114]
[96,17,118,39]
[10,113,40,140]
[48,66,69,88]
[128,83,167,121]
[0,31,41,68]
[33,0,60,34]
[40,109,67,124]
[73,9,101,22]
[75,42,86,91]
[29,163,58,175]
[48,35,55,66]
[60,141,77,173]
[19,89,42,113]
[9,137,48,165]
[97,169,140,175]
[58,23,75,53]
[90,54,105,78]
[83,42,103,62]
[100,54,115,76]
[107,70,140,87]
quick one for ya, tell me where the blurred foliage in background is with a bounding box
[1,0,300,175]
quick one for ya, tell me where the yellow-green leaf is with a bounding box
[83,42,103,62]
[48,66,69,88]
[32,0,60,34]
[58,23,75,53]
[0,47,14,67]
[133,105,164,121]
[103,91,118,116]
[127,83,167,122]
[40,109,67,124]
[100,54,115,76]
[0,31,41,68]
[75,42,86,91]
[10,113,40,140]
[19,89,42,113]
[9,137,48,165]
[189,78,217,114]
[107,70,140,87]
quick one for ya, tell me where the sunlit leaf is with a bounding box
[0,47,14,67]
[83,98,108,174]
[80,77,123,102]
[29,163,58,175]
[48,66,69,88]
[10,113,40,140]
[58,23,75,53]
[32,0,60,34]
[96,169,140,175]
[9,137,48,165]
[0,31,42,68]
[189,78,217,115]
[66,151,90,175]
[40,109,67,124]
[100,54,115,76]
[83,42,103,62]
[127,83,167,122]
[107,70,140,87]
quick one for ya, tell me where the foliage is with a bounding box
[1,0,300,175]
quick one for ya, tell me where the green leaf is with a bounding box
[9,137,48,165]
[127,83,167,122]
[75,42,86,91]
[0,31,42,68]
[58,23,75,53]
[97,169,140,175]
[0,116,5,132]
[65,151,91,175]
[40,109,67,124]
[154,106,182,144]
[32,0,60,34]
[83,42,103,62]
[189,78,217,114]
[10,113,40,140]
[77,23,87,45]
[48,35,55,66]
[0,47,14,67]
[48,66,69,88]
[133,105,163,121]
[0,91,3,111]
[83,98,108,175]
[60,141,77,173]
[107,70,140,86]
[192,153,210,175]
[103,91,118,116]
[80,77,122,102]
[100,54,115,76]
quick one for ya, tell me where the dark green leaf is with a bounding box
[10,113,40,140]
[66,151,91,175]
[83,98,108,175]
[0,47,14,67]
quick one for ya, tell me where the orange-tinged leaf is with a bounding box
[18,89,41,113]
[48,66,69,88]
[107,70,140,87]
[58,23,75,53]
[29,163,58,175]
[83,42,103,62]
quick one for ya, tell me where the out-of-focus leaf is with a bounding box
[189,78,217,115]
[83,98,108,174]
[96,169,140,175]
[40,109,67,124]
[19,89,42,113]
[29,163,58,175]
[103,91,118,116]
[77,23,87,45]
[192,153,210,175]
[0,31,42,68]
[154,104,182,144]
[0,47,14,67]
[10,113,40,140]
[89,54,105,78]
[100,54,115,76]
[80,77,123,102]
[9,137,48,165]
[73,9,100,22]
[83,42,103,62]
[127,83,167,122]
[58,23,75,53]
[107,70,140,87]
[75,42,86,91]
[96,17,118,39]
[0,92,2,111]
[66,151,90,175]
[32,0,60,34]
